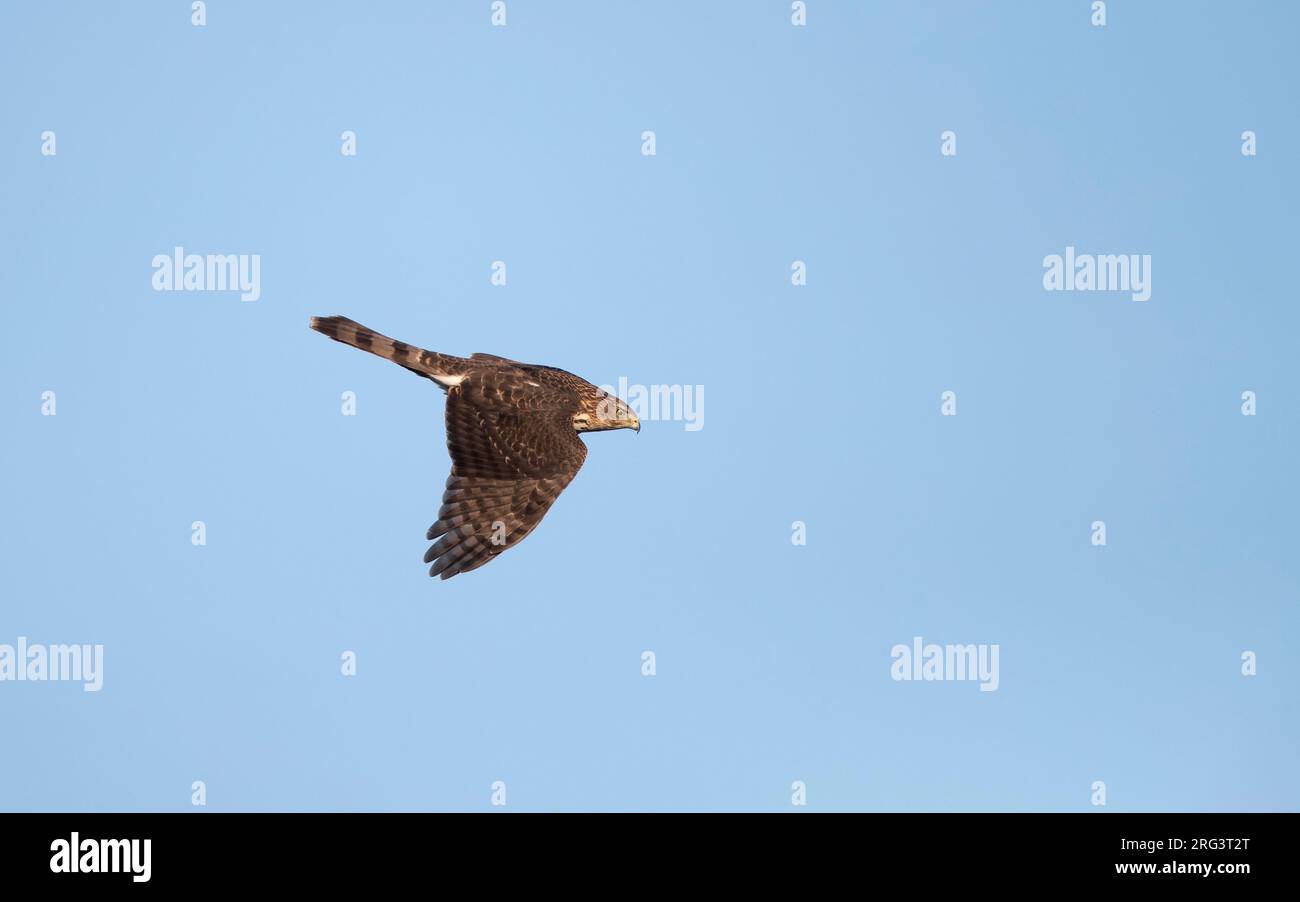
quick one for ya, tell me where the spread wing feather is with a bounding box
[424,374,587,579]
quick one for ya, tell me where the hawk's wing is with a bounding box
[424,377,587,579]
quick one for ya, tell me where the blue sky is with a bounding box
[1,1,1296,811]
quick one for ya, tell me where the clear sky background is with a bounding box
[2,1,1296,812]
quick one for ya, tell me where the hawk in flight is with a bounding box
[310,316,639,579]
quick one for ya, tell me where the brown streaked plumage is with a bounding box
[309,316,639,580]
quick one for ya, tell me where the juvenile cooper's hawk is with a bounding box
[310,316,639,579]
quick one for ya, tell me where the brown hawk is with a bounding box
[310,316,639,579]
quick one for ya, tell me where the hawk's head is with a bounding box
[574,389,640,434]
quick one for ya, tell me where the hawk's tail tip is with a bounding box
[310,315,346,338]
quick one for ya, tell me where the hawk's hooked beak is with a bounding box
[612,399,639,433]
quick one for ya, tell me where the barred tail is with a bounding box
[310,316,468,385]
